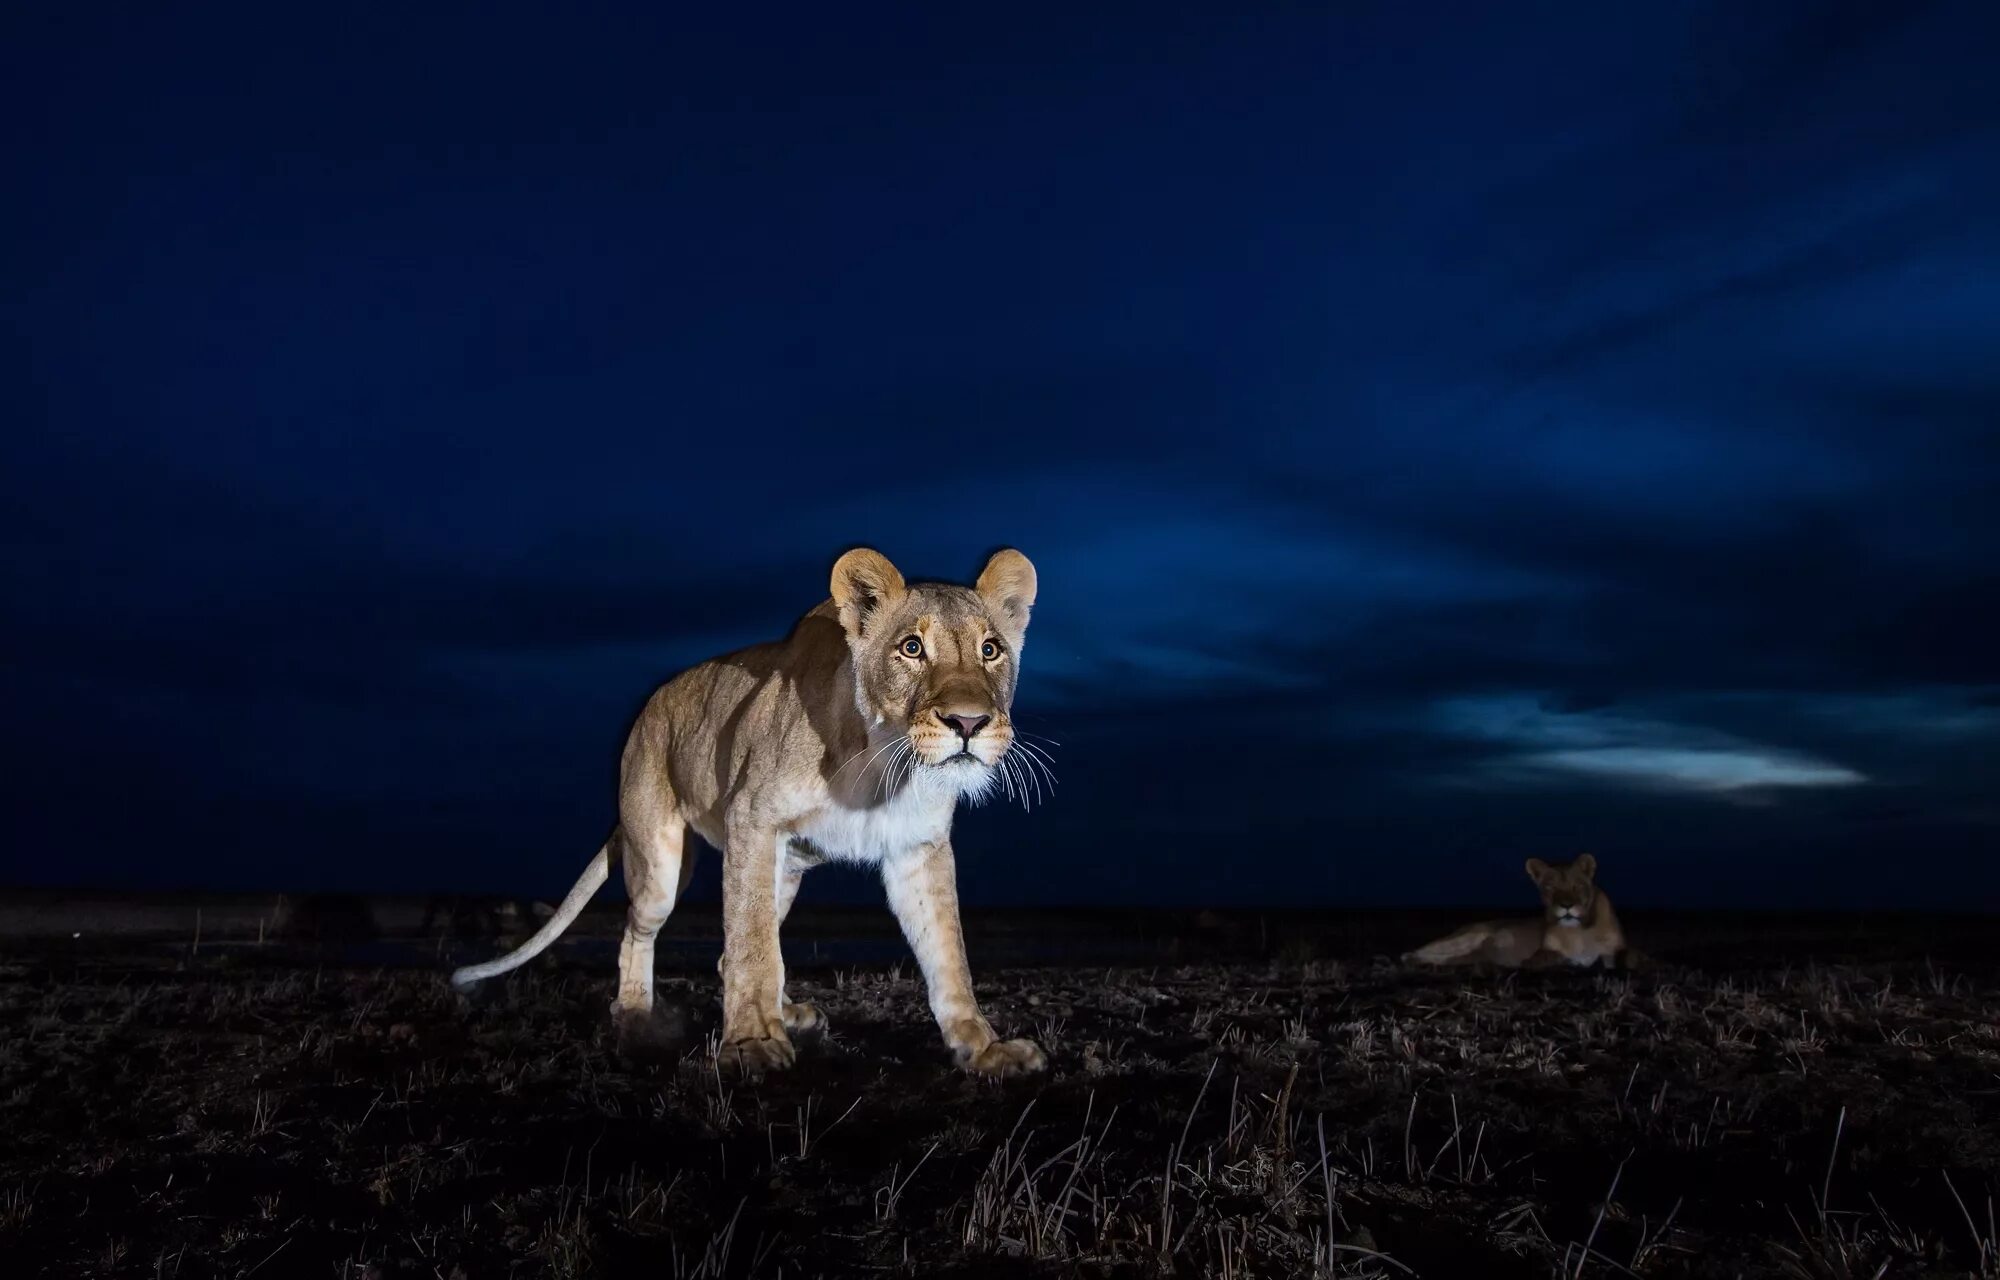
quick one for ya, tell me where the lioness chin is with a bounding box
[452,547,1047,1078]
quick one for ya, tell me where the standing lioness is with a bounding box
[453,547,1047,1078]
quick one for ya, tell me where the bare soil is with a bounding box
[2,909,1998,1278]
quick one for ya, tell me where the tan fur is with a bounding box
[451,548,1047,1078]
[1403,854,1637,970]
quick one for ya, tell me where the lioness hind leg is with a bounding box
[612,817,689,1055]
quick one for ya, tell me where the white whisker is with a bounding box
[1024,764,1056,804]
[1009,751,1042,809]
[1014,740,1060,784]
[832,733,904,795]
[866,738,909,799]
[827,739,876,783]
[1006,741,1054,804]
[883,741,906,797]
[1005,756,1031,812]
[1024,745,1060,793]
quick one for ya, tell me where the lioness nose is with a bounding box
[939,711,991,741]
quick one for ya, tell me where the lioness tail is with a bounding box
[1403,926,1490,965]
[449,841,614,989]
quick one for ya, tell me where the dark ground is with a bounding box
[2,898,1997,1278]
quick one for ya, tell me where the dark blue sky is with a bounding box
[5,3,1998,910]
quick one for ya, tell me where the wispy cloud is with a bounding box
[1802,689,2000,739]
[1431,693,1866,796]
[1493,747,1863,794]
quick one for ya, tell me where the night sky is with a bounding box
[5,3,1998,911]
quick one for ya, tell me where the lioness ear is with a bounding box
[976,548,1037,638]
[1574,853,1598,880]
[1524,857,1551,885]
[830,548,906,638]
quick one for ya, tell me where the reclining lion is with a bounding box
[1404,854,1640,970]
[452,547,1047,1078]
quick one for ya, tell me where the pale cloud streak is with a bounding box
[1431,693,1867,797]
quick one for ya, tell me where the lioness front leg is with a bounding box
[773,857,827,1038]
[883,840,1045,1077]
[721,855,824,1038]
[717,827,794,1076]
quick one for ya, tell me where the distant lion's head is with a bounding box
[1525,854,1599,928]
[829,547,1037,794]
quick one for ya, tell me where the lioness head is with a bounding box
[829,547,1037,786]
[1524,853,1598,928]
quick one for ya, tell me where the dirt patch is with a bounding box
[2,936,1997,1277]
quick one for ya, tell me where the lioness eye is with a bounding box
[900,636,924,659]
[980,639,1000,660]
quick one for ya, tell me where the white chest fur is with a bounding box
[794,769,967,865]
[1555,931,1619,966]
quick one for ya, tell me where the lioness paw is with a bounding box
[961,1037,1047,1078]
[719,1033,796,1078]
[781,999,828,1041]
